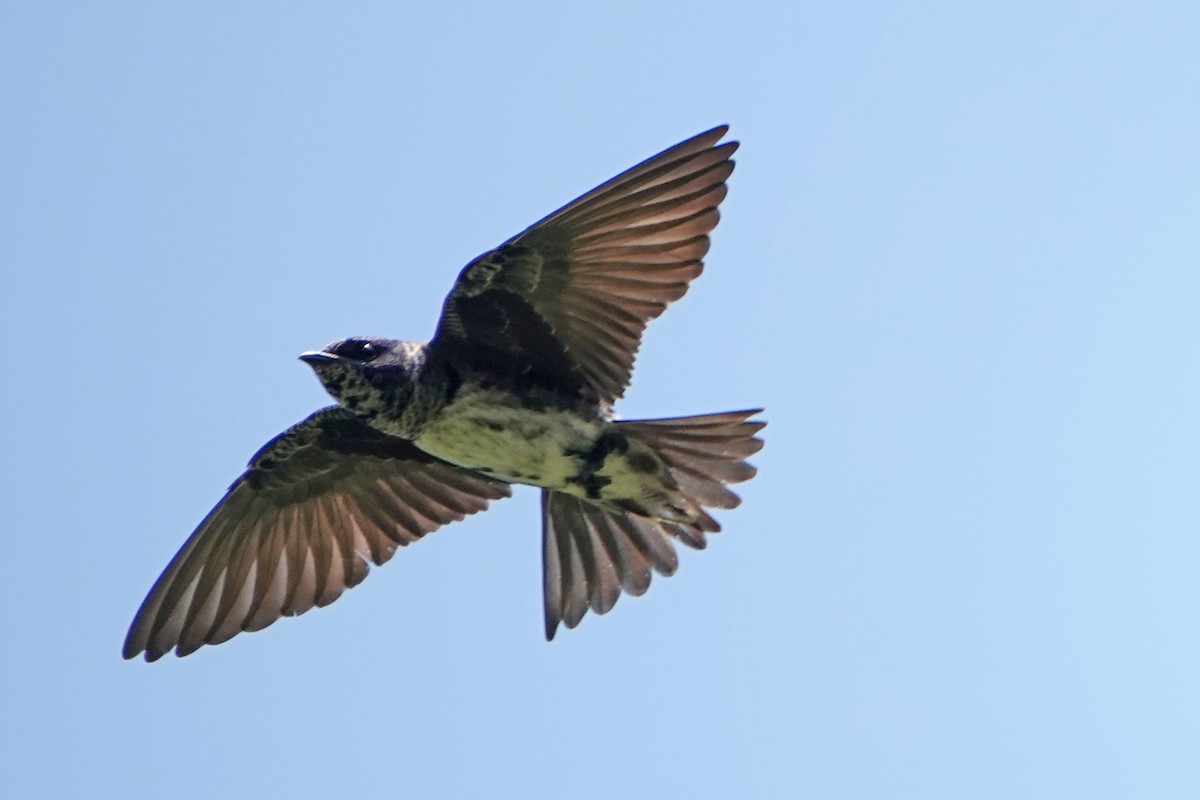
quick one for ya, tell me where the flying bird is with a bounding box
[124,125,764,661]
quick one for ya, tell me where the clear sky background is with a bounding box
[3,2,1198,798]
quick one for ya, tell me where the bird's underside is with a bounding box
[124,125,764,661]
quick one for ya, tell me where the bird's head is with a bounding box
[299,337,425,416]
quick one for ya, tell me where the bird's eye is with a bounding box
[335,340,379,362]
[353,341,379,361]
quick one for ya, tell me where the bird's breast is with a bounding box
[414,385,602,489]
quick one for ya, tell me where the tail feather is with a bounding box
[618,408,764,514]
[541,409,764,639]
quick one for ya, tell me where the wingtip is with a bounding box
[124,620,174,662]
[121,630,144,661]
[681,124,735,152]
[122,644,164,663]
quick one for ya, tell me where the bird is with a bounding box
[123,125,764,661]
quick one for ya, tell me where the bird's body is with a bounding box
[312,338,690,518]
[416,383,698,522]
[124,126,764,661]
[416,381,606,489]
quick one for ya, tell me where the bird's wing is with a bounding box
[123,407,511,661]
[430,126,737,405]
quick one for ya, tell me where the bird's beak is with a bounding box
[299,351,339,366]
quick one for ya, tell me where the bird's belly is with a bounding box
[415,389,601,489]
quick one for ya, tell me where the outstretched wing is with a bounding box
[123,407,511,661]
[431,126,737,405]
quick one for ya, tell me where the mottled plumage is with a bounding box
[124,126,764,661]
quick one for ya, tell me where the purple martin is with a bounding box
[124,126,764,661]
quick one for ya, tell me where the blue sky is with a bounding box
[3,2,1198,797]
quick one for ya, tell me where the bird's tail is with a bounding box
[541,409,765,638]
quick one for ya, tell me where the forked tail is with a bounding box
[541,409,765,638]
